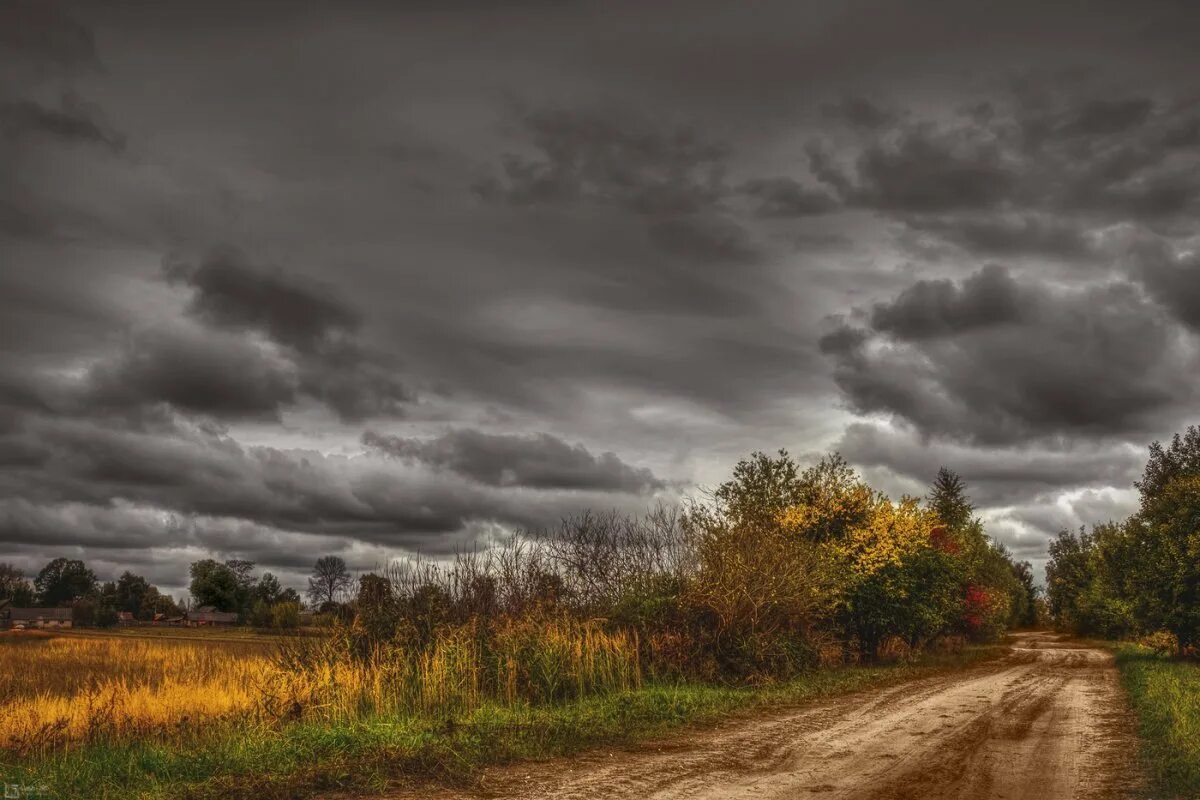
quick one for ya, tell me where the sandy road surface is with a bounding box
[388,632,1141,800]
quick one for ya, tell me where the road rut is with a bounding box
[384,632,1142,800]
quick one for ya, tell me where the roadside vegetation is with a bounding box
[1045,424,1200,799]
[1,449,1035,798]
[1114,644,1200,798]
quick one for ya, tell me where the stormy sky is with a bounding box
[3,0,1200,597]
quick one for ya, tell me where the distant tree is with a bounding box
[112,571,153,616]
[254,572,284,604]
[307,556,351,608]
[278,587,302,605]
[189,559,257,613]
[0,563,35,606]
[34,558,97,606]
[1045,528,1094,629]
[142,588,182,619]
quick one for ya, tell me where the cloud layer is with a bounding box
[4,0,1200,593]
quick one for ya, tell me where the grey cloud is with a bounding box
[477,105,766,265]
[794,87,1200,263]
[1136,245,1200,332]
[86,325,297,420]
[0,416,654,555]
[0,95,124,151]
[821,96,898,130]
[837,422,1145,507]
[824,266,1195,445]
[645,214,761,265]
[0,0,97,71]
[363,428,663,493]
[478,106,730,216]
[868,263,1025,340]
[165,249,411,421]
[813,126,1016,213]
[740,177,838,217]
[166,249,361,353]
[1053,98,1154,139]
[904,214,1095,261]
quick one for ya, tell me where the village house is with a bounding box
[0,600,73,629]
[186,606,238,626]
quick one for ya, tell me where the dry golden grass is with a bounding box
[0,632,274,755]
[0,620,641,757]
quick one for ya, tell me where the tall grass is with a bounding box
[0,619,639,758]
[265,618,641,722]
[1114,644,1200,798]
[0,633,274,755]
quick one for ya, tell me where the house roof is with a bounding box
[189,609,238,622]
[8,607,73,621]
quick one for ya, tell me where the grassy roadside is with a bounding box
[1113,644,1200,799]
[3,644,1004,800]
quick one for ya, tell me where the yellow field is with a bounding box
[0,620,640,757]
[0,631,275,755]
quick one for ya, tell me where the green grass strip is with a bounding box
[1114,645,1200,799]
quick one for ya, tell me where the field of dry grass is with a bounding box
[0,630,275,754]
[0,619,640,760]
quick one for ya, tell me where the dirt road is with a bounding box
[394,632,1141,800]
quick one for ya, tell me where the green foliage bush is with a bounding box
[1047,425,1200,647]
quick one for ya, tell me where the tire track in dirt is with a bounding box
[378,632,1142,800]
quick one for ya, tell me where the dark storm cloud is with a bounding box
[1054,98,1154,139]
[363,428,663,493]
[166,249,361,352]
[795,86,1200,264]
[0,415,657,557]
[85,325,297,420]
[165,250,412,421]
[823,265,1195,445]
[1135,245,1200,332]
[478,106,730,216]
[821,96,898,130]
[0,95,124,151]
[868,264,1025,340]
[0,0,97,70]
[903,214,1095,261]
[5,0,1200,589]
[740,178,837,218]
[837,423,1145,507]
[476,105,766,265]
[810,128,1016,213]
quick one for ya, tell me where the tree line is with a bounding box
[3,450,1037,659]
[0,553,352,628]
[1046,425,1200,653]
[326,451,1036,683]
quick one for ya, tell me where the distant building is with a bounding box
[117,611,136,625]
[187,606,238,626]
[0,604,73,629]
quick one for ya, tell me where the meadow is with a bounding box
[0,628,1001,800]
[0,630,274,755]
